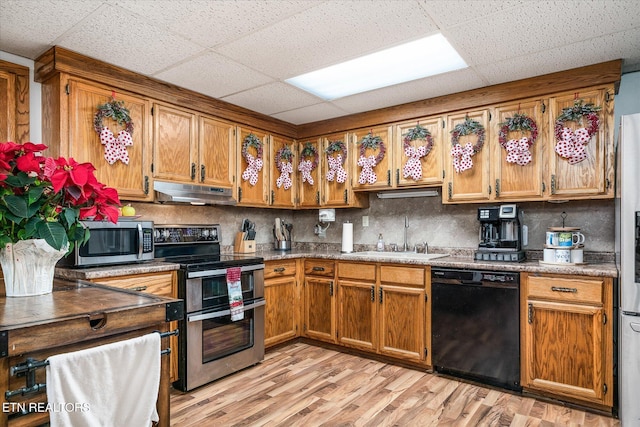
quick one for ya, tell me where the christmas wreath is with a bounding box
[298,142,318,186]
[450,116,485,173]
[241,133,263,186]
[93,97,134,165]
[275,145,293,190]
[554,99,601,164]
[357,132,386,184]
[402,124,433,180]
[498,113,538,166]
[325,140,347,183]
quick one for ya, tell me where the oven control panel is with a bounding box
[154,224,221,244]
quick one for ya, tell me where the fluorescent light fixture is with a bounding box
[286,33,467,100]
[377,189,439,199]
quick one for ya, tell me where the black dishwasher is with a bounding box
[431,268,521,391]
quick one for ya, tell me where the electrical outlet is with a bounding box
[362,216,369,227]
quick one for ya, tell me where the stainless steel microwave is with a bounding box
[58,220,154,267]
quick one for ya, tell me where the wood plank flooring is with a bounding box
[170,343,619,427]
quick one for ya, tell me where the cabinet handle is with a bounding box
[528,303,533,324]
[551,174,556,195]
[144,176,149,195]
[396,169,400,185]
[131,286,147,292]
[495,179,500,197]
[542,181,546,193]
[200,164,205,182]
[316,191,320,205]
[448,182,452,199]
[191,163,196,180]
[273,267,285,273]
[271,190,275,205]
[312,266,325,271]
[379,287,383,304]
[238,187,242,202]
[551,286,578,293]
[329,281,334,296]
[488,185,492,195]
[343,189,348,204]
[371,286,375,302]
[387,170,391,186]
[541,102,546,114]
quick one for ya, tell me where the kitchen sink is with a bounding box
[343,251,449,261]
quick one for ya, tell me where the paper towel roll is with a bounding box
[341,222,353,253]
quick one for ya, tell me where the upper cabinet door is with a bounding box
[68,80,152,201]
[547,86,614,199]
[297,138,322,208]
[394,116,444,188]
[443,109,491,203]
[351,125,393,190]
[321,132,369,208]
[152,103,197,183]
[491,99,545,201]
[237,127,269,206]
[198,115,236,189]
[270,134,296,208]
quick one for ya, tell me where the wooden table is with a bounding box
[0,278,183,427]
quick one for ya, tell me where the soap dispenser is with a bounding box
[377,234,385,251]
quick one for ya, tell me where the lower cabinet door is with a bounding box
[264,275,298,347]
[379,284,425,362]
[304,276,335,343]
[337,279,376,351]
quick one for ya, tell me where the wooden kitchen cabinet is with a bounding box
[303,259,336,343]
[0,60,30,144]
[521,272,614,410]
[318,133,368,208]
[269,135,296,208]
[297,138,323,208]
[393,116,444,188]
[237,127,270,206]
[41,77,153,201]
[443,109,491,203]
[351,125,394,191]
[90,271,180,383]
[336,262,428,364]
[264,260,300,347]
[198,115,236,188]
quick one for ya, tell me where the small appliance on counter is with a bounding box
[475,204,525,262]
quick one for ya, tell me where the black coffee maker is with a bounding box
[475,204,525,262]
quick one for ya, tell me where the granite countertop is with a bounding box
[55,249,618,279]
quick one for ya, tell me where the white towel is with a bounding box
[46,333,161,427]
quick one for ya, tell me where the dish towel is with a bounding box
[46,333,161,427]
[227,267,244,321]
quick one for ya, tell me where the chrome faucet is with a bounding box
[424,241,429,254]
[403,216,409,252]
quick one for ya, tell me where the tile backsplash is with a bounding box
[129,194,615,254]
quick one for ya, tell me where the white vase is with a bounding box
[0,239,68,297]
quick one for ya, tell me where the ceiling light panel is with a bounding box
[286,34,467,100]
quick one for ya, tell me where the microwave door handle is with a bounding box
[137,222,143,259]
[187,299,266,322]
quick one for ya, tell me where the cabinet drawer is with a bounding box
[338,262,376,281]
[380,265,425,287]
[265,260,297,279]
[304,259,335,277]
[95,272,175,298]
[528,275,603,304]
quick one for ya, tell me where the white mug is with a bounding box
[555,249,571,263]
[543,248,555,262]
[546,231,559,246]
[572,232,586,245]
[571,248,584,263]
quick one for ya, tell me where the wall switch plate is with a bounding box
[362,216,369,227]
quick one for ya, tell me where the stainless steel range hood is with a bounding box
[154,181,236,206]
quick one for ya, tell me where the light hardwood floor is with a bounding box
[170,342,619,426]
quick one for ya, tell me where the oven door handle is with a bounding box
[186,263,265,279]
[187,299,266,322]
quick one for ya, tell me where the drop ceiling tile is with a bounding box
[332,68,487,114]
[475,27,640,85]
[0,0,103,58]
[221,82,322,116]
[418,0,524,28]
[153,51,274,98]
[113,0,322,47]
[273,103,351,126]
[215,0,439,79]
[54,3,202,75]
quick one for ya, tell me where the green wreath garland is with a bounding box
[358,132,386,164]
[93,98,133,135]
[450,116,485,153]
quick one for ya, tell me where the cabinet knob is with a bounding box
[191,163,196,180]
[200,164,206,182]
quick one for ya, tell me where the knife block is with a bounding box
[234,232,256,253]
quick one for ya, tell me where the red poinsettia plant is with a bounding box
[0,141,121,251]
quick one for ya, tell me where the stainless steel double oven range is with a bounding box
[154,224,265,392]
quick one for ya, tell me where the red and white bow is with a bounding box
[276,161,293,189]
[402,145,427,180]
[358,155,378,185]
[99,128,132,165]
[504,137,532,166]
[297,159,314,186]
[241,153,263,186]
[451,143,474,173]
[326,154,347,183]
[555,127,590,164]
